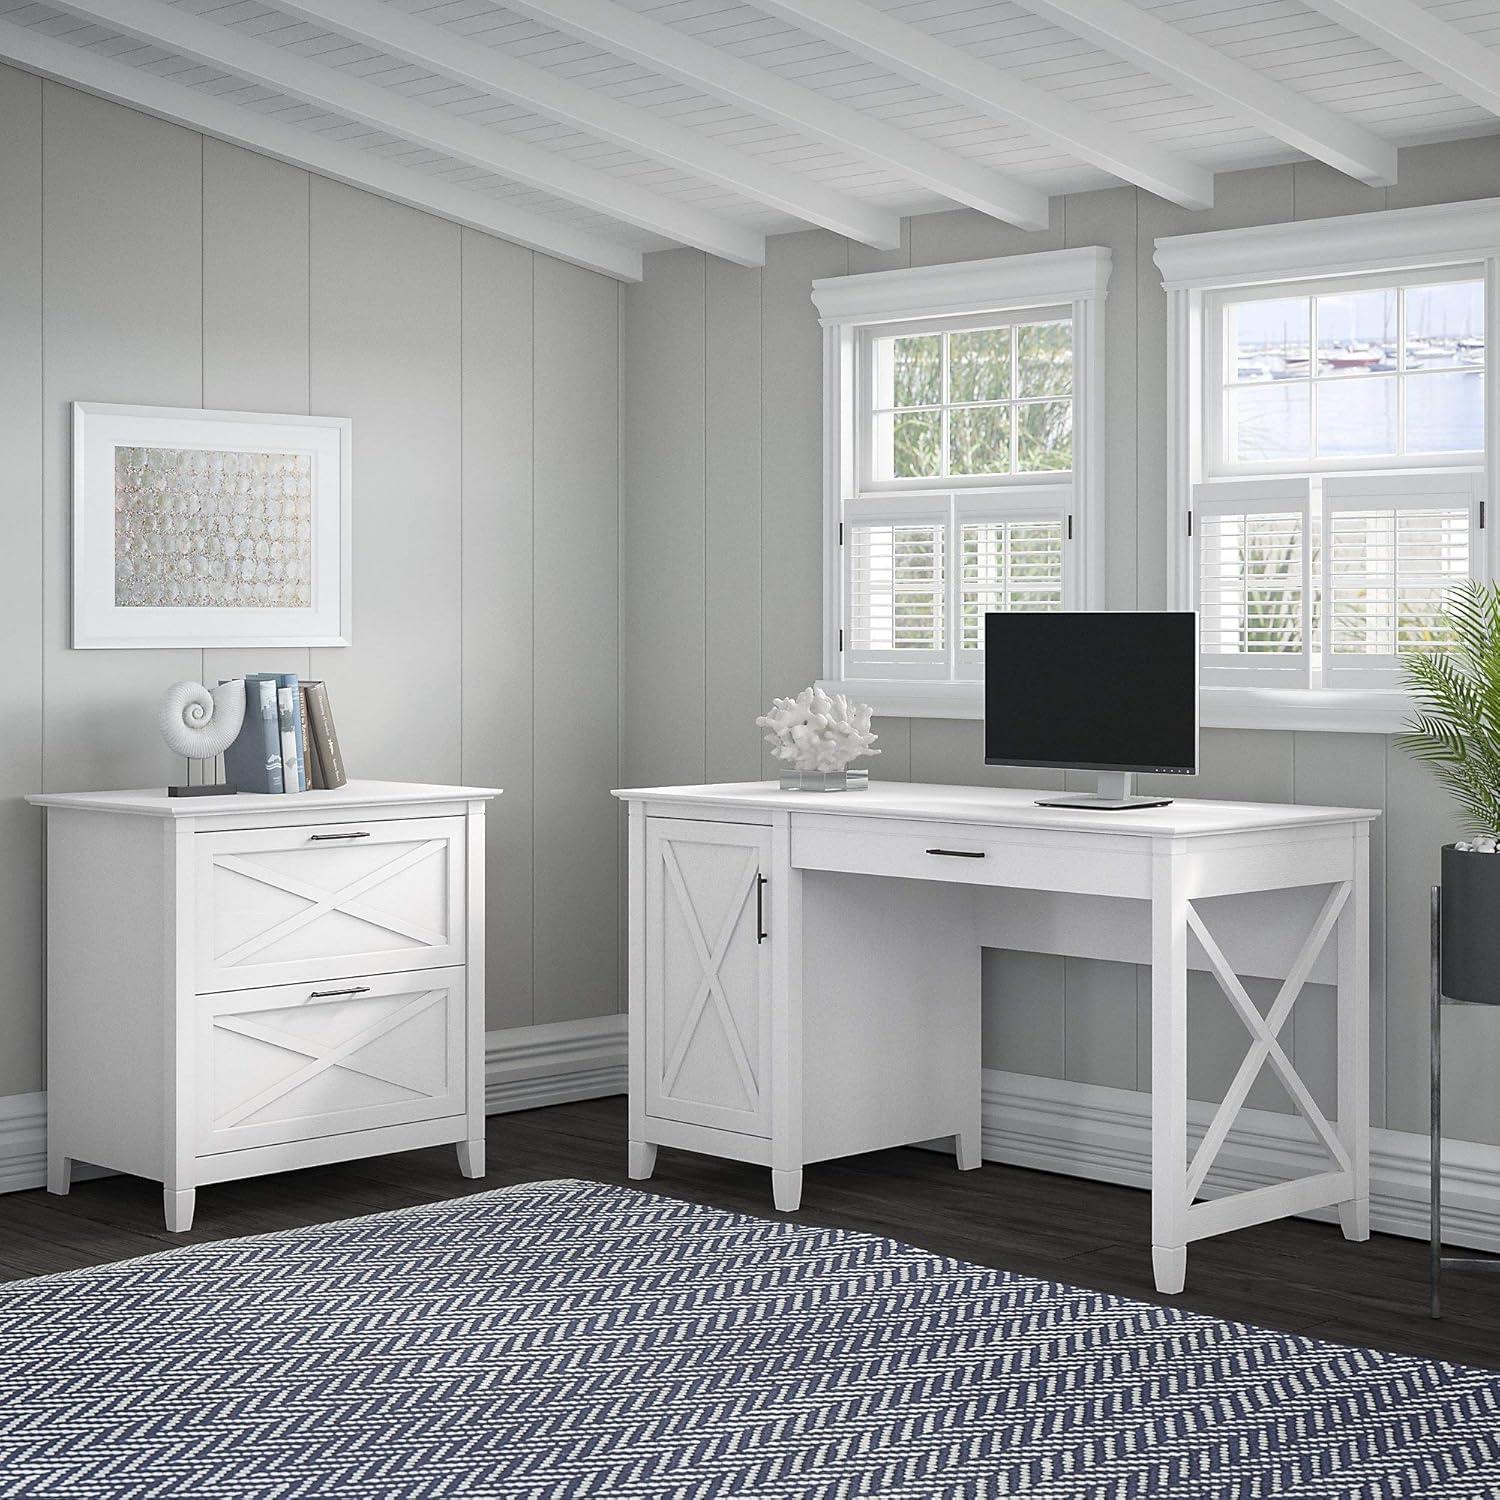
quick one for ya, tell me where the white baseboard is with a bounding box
[0,1091,46,1196]
[982,1068,1500,1255]
[0,1014,630,1196]
[485,1013,628,1114]
[5,1034,1495,1257]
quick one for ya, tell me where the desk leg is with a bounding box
[1150,845,1189,1296]
[625,803,656,1187]
[1337,829,1371,1242]
[768,813,804,1213]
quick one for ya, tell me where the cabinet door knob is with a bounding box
[309,830,371,840]
[309,985,371,999]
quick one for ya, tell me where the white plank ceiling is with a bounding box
[2,0,1499,279]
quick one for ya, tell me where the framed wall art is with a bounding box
[72,402,351,649]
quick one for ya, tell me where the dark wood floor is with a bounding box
[4,1094,1497,1369]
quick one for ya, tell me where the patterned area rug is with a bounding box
[1,1179,1498,1498]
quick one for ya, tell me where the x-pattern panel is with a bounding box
[659,842,761,1107]
[215,840,447,968]
[213,988,446,1131]
[1185,883,1353,1201]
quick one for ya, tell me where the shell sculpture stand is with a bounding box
[159,679,246,797]
[757,686,879,789]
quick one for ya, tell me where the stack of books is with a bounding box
[223,674,347,794]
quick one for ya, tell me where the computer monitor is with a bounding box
[984,611,1198,811]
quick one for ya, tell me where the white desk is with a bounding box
[612,780,1377,1294]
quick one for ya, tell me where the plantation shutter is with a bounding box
[1193,478,1313,687]
[844,501,946,680]
[953,489,1070,679]
[1322,471,1481,686]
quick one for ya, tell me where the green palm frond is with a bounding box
[1399,579,1500,836]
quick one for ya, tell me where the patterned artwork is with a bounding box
[113,445,313,609]
[0,1179,1497,1497]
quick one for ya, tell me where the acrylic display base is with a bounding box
[777,768,869,793]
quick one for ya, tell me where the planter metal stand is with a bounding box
[1429,881,1500,1318]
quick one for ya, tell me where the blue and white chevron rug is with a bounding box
[1,1178,1498,1498]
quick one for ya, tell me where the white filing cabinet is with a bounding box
[27,780,499,1231]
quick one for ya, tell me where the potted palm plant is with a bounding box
[1399,578,1500,1005]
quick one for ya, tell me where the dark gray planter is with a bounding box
[1441,844,1500,1005]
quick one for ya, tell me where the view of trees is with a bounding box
[875,321,1074,480]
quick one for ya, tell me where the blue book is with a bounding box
[277,673,307,791]
[224,677,284,794]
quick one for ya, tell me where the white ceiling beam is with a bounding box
[753,0,1214,209]
[1017,0,1397,186]
[502,0,1054,232]
[47,0,765,266]
[0,17,641,280]
[1301,0,1500,119]
[267,0,900,250]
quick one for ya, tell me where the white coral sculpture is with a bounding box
[756,686,880,773]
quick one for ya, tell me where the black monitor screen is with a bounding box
[984,612,1198,775]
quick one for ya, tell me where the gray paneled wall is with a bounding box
[0,65,624,1095]
[622,137,1500,1148]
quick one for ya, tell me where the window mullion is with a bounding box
[946,493,960,682]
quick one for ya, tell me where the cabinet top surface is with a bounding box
[612,780,1378,836]
[26,779,500,818]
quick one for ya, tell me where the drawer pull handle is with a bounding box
[756,873,768,943]
[309,985,371,999]
[926,848,986,859]
[309,831,371,841]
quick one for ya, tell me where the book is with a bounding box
[303,680,347,789]
[298,685,324,789]
[277,673,307,791]
[275,688,301,795]
[223,678,283,793]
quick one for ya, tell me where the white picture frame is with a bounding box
[72,402,352,650]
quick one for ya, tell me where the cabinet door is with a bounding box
[644,818,772,1137]
[195,816,466,993]
[195,968,466,1155]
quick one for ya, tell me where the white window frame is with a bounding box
[812,247,1111,719]
[1203,264,1485,480]
[1156,198,1500,733]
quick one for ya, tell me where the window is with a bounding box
[1158,204,1500,729]
[866,317,1074,483]
[1209,273,1484,472]
[813,249,1110,715]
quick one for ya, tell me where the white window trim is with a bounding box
[812,247,1111,718]
[1156,197,1500,734]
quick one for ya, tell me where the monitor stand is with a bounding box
[1035,771,1173,812]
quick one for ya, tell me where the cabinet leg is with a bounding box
[164,1188,196,1233]
[1338,1198,1370,1242]
[46,1149,72,1197]
[457,1138,485,1180]
[1152,1244,1187,1296]
[955,1127,982,1172]
[627,1140,657,1181]
[772,1168,802,1213]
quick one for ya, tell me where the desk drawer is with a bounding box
[792,814,1153,898]
[195,816,466,993]
[194,968,466,1156]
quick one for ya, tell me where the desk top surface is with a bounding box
[27,779,501,818]
[613,780,1378,837]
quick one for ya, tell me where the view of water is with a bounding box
[1231,370,1484,461]
[1228,280,1485,461]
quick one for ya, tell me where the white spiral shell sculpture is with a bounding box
[756,686,880,773]
[157,680,246,761]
